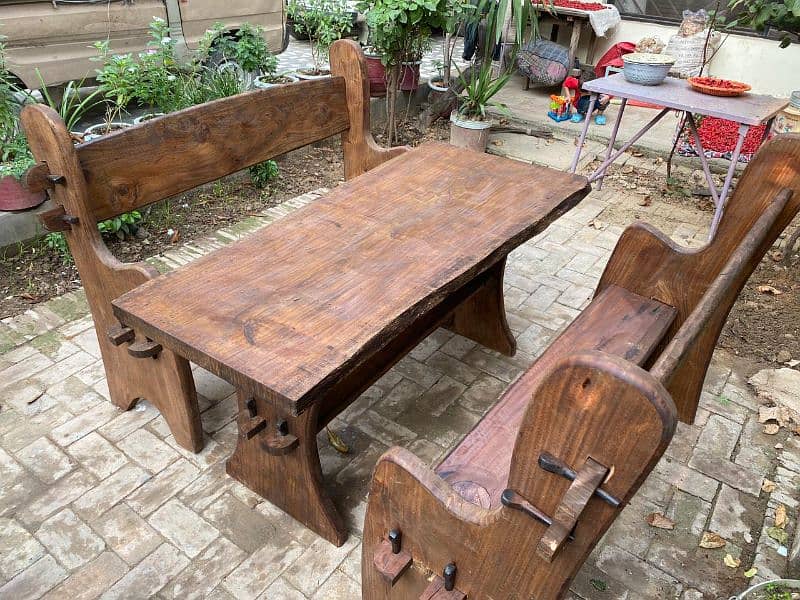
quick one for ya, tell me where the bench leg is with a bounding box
[445,258,516,356]
[226,390,347,546]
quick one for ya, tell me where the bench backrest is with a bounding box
[597,133,800,423]
[23,39,394,225]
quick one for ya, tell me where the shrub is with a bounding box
[288,0,353,73]
[249,160,280,188]
[197,23,278,74]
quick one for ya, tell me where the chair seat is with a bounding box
[435,284,677,508]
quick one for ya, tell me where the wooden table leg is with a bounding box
[226,390,347,546]
[444,258,516,356]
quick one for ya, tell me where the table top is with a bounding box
[113,143,590,415]
[583,73,789,125]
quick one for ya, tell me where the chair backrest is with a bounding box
[597,133,800,422]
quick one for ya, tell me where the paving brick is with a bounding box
[371,378,427,419]
[699,391,750,424]
[100,543,188,600]
[593,545,683,599]
[438,334,477,359]
[73,464,150,520]
[18,470,96,527]
[709,484,760,544]
[654,459,719,502]
[350,409,417,449]
[47,376,106,414]
[310,569,359,599]
[148,499,219,558]
[201,395,238,433]
[461,348,523,383]
[97,401,159,442]
[259,577,307,600]
[688,451,763,497]
[161,536,246,600]
[221,541,304,600]
[0,554,67,600]
[202,492,281,553]
[35,509,105,569]
[0,518,45,580]
[50,402,120,447]
[665,421,702,463]
[179,462,235,512]
[666,489,711,538]
[66,432,128,479]
[693,414,742,460]
[457,373,508,415]
[1,405,73,452]
[393,357,442,389]
[125,458,200,516]
[284,535,360,596]
[424,351,479,386]
[117,428,179,473]
[94,504,162,566]
[42,551,127,600]
[15,437,73,484]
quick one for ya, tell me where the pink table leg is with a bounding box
[569,93,597,174]
[596,98,627,191]
[709,123,749,239]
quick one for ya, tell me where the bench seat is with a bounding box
[435,283,677,509]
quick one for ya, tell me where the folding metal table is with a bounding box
[568,73,788,238]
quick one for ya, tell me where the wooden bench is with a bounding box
[362,133,800,599]
[21,39,405,453]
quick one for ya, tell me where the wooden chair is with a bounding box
[362,133,800,599]
[20,40,404,452]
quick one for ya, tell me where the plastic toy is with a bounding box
[548,94,573,122]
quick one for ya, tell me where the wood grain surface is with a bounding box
[362,351,676,599]
[598,133,800,422]
[435,284,676,507]
[113,142,590,416]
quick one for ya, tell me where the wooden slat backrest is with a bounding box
[75,77,350,223]
[597,133,800,422]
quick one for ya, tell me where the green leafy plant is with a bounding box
[197,23,278,74]
[359,0,443,143]
[288,0,353,73]
[455,0,530,121]
[92,42,140,125]
[35,71,104,132]
[0,39,34,178]
[249,160,279,188]
[97,211,142,240]
[134,17,183,111]
[725,0,799,46]
[44,232,71,263]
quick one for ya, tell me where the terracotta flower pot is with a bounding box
[399,61,421,92]
[365,54,387,97]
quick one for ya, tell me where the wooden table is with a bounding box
[113,142,590,546]
[569,73,788,239]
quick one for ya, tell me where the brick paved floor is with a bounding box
[0,149,797,599]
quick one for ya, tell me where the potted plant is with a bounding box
[364,46,388,97]
[287,0,352,78]
[450,0,528,152]
[431,0,473,91]
[359,0,443,144]
[733,579,800,599]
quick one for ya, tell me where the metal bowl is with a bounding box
[622,53,675,86]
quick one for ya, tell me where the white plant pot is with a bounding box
[731,579,800,599]
[295,67,331,80]
[449,111,492,153]
[428,77,449,93]
[133,113,165,125]
[83,122,132,141]
[253,74,300,89]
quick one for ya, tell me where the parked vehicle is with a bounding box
[1,0,288,89]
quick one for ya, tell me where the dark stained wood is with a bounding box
[226,390,346,546]
[419,578,466,600]
[20,103,204,453]
[39,205,77,232]
[329,39,409,179]
[22,161,55,193]
[19,40,405,456]
[107,325,135,346]
[435,284,676,507]
[597,133,800,423]
[536,457,607,562]
[113,142,590,417]
[373,540,413,585]
[113,142,588,545]
[75,77,350,223]
[126,340,162,359]
[650,188,791,384]
[362,352,676,600]
[443,258,516,356]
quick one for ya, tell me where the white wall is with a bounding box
[540,17,800,97]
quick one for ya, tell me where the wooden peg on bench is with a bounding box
[420,564,466,600]
[127,339,163,359]
[536,456,608,562]
[374,529,413,586]
[107,325,135,346]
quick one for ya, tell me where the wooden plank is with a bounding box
[597,133,800,422]
[113,143,590,416]
[362,352,676,599]
[435,284,676,507]
[76,77,351,223]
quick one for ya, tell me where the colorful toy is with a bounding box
[548,94,573,122]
